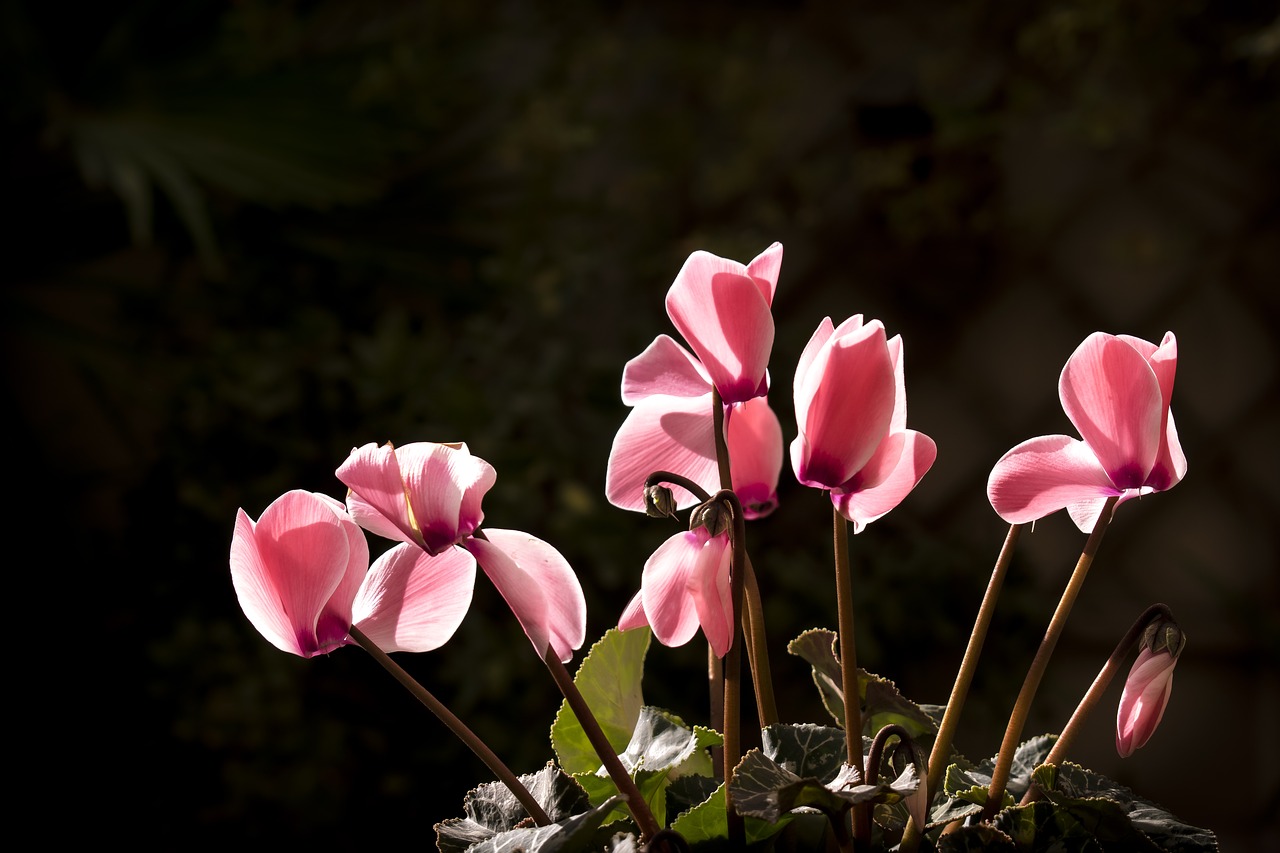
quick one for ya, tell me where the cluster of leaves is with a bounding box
[436,629,1217,851]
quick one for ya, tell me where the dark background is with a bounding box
[6,0,1277,848]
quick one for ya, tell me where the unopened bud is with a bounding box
[690,500,731,537]
[643,484,677,519]
[1140,616,1186,659]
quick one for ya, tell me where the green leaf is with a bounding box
[668,781,791,846]
[1029,761,1219,852]
[785,628,937,742]
[471,795,625,853]
[551,628,651,775]
[435,763,593,853]
[760,723,847,782]
[935,823,1018,852]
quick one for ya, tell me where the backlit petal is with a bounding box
[1059,333,1162,488]
[398,442,496,553]
[352,543,476,654]
[744,242,784,307]
[480,529,586,662]
[689,533,734,658]
[726,397,784,519]
[605,393,719,512]
[621,335,712,404]
[834,430,936,534]
[618,590,648,631]
[230,490,361,657]
[793,320,896,489]
[464,535,550,660]
[337,443,421,546]
[666,250,775,403]
[641,531,705,649]
[987,434,1118,524]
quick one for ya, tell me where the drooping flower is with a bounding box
[987,332,1186,532]
[337,441,586,662]
[791,315,937,533]
[617,524,734,658]
[606,244,785,518]
[1116,646,1179,757]
[230,489,474,657]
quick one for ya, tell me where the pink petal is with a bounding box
[987,434,1119,524]
[666,251,775,404]
[726,397,783,519]
[483,529,586,662]
[792,317,840,428]
[1116,648,1176,757]
[605,393,720,512]
[397,443,496,553]
[792,320,896,489]
[352,543,476,654]
[641,531,706,649]
[230,490,365,658]
[744,242,784,307]
[833,430,937,533]
[337,443,421,546]
[886,335,907,434]
[621,335,712,405]
[618,590,649,631]
[1149,410,1188,492]
[467,530,586,662]
[464,535,550,660]
[1059,333,1163,489]
[689,533,734,658]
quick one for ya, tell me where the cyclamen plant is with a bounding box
[230,244,1217,852]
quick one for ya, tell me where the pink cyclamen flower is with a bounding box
[337,441,586,663]
[606,243,785,519]
[230,490,475,656]
[617,525,734,658]
[791,315,937,533]
[1116,646,1178,757]
[987,331,1186,533]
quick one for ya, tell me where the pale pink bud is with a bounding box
[1116,646,1179,757]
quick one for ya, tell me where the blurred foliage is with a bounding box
[5,0,1276,846]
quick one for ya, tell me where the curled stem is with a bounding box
[1021,602,1175,805]
[982,496,1120,818]
[348,626,551,826]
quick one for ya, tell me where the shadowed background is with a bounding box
[6,0,1277,848]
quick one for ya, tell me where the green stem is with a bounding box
[348,626,551,826]
[832,508,868,850]
[982,496,1120,818]
[1020,602,1174,805]
[544,651,663,840]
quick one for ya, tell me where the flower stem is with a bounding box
[925,524,1023,801]
[832,508,868,849]
[981,496,1119,819]
[543,651,663,840]
[1020,602,1174,805]
[348,626,551,826]
[718,489,748,848]
[743,554,779,727]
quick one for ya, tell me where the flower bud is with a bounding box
[1116,618,1184,757]
[643,484,677,519]
[689,499,731,538]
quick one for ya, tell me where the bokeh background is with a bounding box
[6,0,1277,848]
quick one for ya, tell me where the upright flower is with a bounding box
[230,490,474,656]
[606,244,785,518]
[988,331,1186,532]
[337,441,586,663]
[791,315,937,532]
